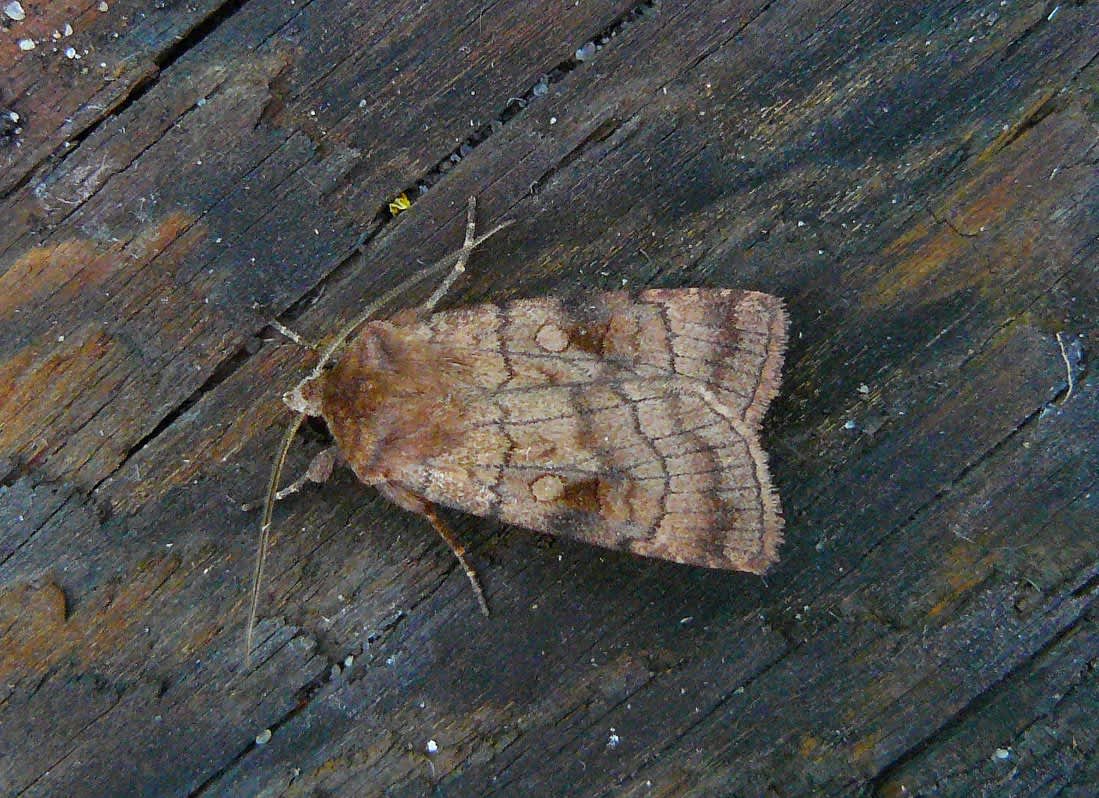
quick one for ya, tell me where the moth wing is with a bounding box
[489,385,783,573]
[344,290,787,573]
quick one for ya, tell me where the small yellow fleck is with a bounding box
[388,192,412,216]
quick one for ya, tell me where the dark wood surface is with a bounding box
[1,1,1096,796]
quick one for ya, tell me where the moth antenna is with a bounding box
[246,411,304,665]
[245,198,512,665]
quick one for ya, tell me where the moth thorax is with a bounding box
[283,376,323,416]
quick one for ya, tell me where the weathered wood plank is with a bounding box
[874,613,1098,797]
[0,0,1096,796]
[0,0,236,196]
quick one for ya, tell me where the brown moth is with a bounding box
[246,198,787,659]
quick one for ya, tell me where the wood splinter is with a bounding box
[246,196,789,663]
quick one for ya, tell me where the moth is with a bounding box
[246,198,788,659]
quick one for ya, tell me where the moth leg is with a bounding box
[417,195,480,318]
[422,503,491,616]
[377,482,490,616]
[241,447,336,512]
[273,446,338,502]
[268,320,318,351]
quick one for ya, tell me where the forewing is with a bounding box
[361,289,788,573]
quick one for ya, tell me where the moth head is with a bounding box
[283,376,323,416]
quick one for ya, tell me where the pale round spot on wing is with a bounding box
[530,474,565,501]
[535,321,569,352]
